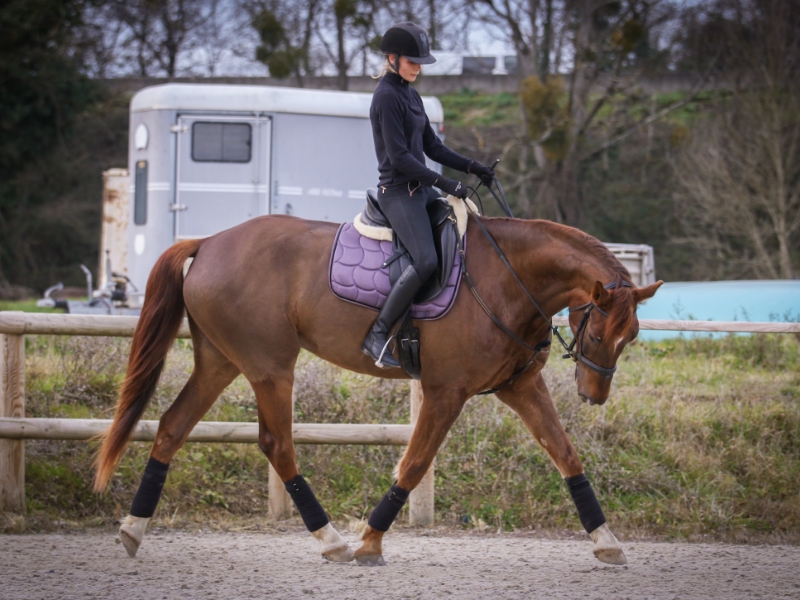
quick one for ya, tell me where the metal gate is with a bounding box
[174,115,271,239]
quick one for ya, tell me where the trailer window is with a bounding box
[134,160,148,225]
[191,122,252,163]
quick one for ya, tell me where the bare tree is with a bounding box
[372,0,467,54]
[109,0,215,77]
[467,1,687,226]
[673,0,800,280]
[248,0,323,86]
[112,0,157,76]
[674,99,800,279]
[74,3,128,78]
[315,0,374,90]
[469,0,566,79]
[183,0,252,77]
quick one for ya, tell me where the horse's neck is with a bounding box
[492,219,619,317]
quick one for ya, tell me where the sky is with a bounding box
[163,2,516,78]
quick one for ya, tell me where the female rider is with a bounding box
[362,22,495,368]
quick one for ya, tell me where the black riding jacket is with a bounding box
[370,72,471,188]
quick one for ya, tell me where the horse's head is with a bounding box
[568,279,663,405]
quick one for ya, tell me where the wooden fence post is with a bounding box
[268,463,292,520]
[268,387,294,520]
[0,334,25,513]
[408,380,434,526]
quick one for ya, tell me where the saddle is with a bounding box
[357,189,461,304]
[330,190,474,379]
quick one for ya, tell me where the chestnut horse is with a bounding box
[94,210,661,566]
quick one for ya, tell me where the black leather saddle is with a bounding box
[363,188,459,304]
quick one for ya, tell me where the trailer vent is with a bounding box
[191,122,252,163]
[134,160,148,225]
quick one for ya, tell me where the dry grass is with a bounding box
[3,333,799,544]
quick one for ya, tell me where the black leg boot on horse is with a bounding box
[362,264,424,368]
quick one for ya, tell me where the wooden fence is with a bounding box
[0,312,435,521]
[1,311,799,519]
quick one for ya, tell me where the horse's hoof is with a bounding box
[355,554,386,567]
[590,523,628,565]
[118,529,141,558]
[322,543,355,563]
[312,523,355,563]
[593,546,628,565]
[118,515,149,558]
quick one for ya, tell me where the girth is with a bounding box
[362,188,459,304]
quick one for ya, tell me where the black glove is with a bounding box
[469,160,495,187]
[436,176,468,199]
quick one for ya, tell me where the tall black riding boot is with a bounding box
[362,265,424,368]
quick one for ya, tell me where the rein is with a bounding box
[459,179,631,394]
[472,160,515,219]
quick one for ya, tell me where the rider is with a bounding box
[362,21,495,368]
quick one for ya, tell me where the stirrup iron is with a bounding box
[374,334,397,369]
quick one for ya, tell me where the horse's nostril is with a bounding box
[578,393,589,403]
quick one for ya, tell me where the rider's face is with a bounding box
[396,56,421,82]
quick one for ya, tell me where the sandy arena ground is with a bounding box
[2,529,799,599]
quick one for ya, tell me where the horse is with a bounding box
[93,207,662,567]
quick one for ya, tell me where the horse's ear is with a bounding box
[590,281,612,310]
[634,280,664,303]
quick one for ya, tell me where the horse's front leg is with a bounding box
[496,373,627,565]
[355,386,466,566]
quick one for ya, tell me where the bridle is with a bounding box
[559,281,633,380]
[458,179,632,394]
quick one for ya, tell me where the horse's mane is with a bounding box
[542,221,635,335]
[553,224,632,283]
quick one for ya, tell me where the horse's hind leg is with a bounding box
[119,328,240,558]
[251,375,354,563]
[355,386,466,566]
[496,372,627,565]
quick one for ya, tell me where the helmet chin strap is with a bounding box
[390,54,400,73]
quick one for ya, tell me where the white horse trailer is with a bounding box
[112,83,445,308]
[86,83,654,314]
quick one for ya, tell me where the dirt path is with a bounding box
[2,529,798,599]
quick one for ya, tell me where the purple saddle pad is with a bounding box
[329,222,463,320]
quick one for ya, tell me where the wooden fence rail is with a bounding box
[2,311,800,336]
[1,311,799,517]
[0,311,432,522]
[0,418,413,445]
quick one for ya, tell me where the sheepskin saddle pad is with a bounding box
[328,190,476,320]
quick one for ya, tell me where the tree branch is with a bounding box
[580,63,716,163]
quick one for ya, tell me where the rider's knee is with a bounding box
[415,255,437,282]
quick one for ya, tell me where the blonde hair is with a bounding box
[372,55,398,79]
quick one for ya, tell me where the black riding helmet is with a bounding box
[379,22,436,64]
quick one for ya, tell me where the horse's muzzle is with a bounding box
[575,366,611,406]
[578,392,607,406]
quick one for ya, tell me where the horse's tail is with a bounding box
[93,239,203,491]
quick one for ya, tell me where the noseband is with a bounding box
[556,281,632,380]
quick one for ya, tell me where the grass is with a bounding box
[0,299,57,313]
[2,330,799,543]
[437,88,714,131]
[439,89,521,128]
